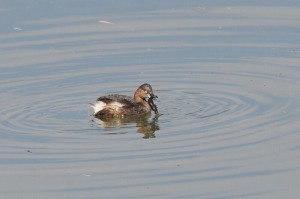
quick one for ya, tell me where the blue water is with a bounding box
[1,1,300,199]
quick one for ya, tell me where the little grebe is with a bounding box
[91,83,158,117]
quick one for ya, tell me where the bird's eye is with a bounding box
[144,90,148,94]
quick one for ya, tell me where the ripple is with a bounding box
[0,9,298,145]
[1,6,300,198]
[0,60,298,145]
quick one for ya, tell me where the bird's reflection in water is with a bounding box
[93,113,160,139]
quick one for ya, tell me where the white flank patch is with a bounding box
[91,101,106,114]
[91,101,123,115]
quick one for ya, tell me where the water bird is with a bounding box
[91,83,158,117]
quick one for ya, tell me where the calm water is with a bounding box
[1,1,300,198]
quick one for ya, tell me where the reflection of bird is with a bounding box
[93,113,160,139]
[90,83,158,117]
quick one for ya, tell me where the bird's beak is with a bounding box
[150,93,158,99]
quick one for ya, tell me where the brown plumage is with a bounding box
[91,83,158,117]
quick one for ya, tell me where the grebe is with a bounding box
[91,83,158,117]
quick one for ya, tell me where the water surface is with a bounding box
[1,1,300,199]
